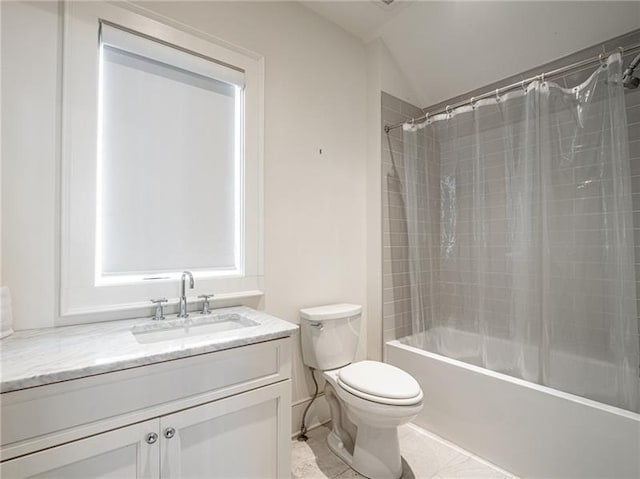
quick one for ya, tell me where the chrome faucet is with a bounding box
[178,271,194,318]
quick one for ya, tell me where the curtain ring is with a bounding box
[470,97,475,109]
[425,112,430,124]
[618,46,624,54]
[521,79,527,92]
[495,88,500,102]
[599,52,606,66]
[540,73,546,84]
[445,105,452,118]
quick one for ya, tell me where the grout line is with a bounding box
[330,464,352,479]
[426,451,470,479]
[406,423,519,478]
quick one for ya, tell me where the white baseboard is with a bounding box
[290,392,330,437]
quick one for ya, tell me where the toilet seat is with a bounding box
[337,360,423,406]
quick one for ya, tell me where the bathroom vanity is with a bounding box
[0,307,297,478]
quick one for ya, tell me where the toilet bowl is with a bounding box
[323,362,423,479]
[300,304,424,479]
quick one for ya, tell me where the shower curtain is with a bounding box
[401,52,640,413]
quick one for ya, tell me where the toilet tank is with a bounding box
[300,304,362,371]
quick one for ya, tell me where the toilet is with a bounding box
[300,304,423,479]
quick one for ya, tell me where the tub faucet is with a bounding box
[178,271,194,318]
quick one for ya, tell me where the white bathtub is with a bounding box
[387,331,640,478]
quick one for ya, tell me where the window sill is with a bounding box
[56,290,265,327]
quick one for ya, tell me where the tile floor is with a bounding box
[291,423,517,479]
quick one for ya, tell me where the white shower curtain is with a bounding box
[401,52,640,413]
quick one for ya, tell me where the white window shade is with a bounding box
[100,23,245,87]
[98,24,243,279]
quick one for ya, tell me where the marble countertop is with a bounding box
[0,307,298,393]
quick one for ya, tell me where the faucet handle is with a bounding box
[150,298,168,320]
[198,294,214,315]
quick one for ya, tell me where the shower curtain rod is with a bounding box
[384,41,640,133]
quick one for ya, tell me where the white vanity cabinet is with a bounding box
[159,381,288,479]
[1,419,160,479]
[0,337,292,479]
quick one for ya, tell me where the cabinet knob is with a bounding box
[145,432,158,444]
[164,427,176,439]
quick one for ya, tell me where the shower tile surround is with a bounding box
[382,30,640,356]
[382,93,439,343]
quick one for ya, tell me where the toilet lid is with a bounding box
[337,361,423,406]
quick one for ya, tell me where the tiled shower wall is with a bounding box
[381,92,435,343]
[626,65,640,352]
[382,30,640,346]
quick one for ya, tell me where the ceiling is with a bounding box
[301,0,410,42]
[301,1,640,108]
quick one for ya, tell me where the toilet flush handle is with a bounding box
[309,322,324,331]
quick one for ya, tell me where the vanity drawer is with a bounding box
[0,337,291,460]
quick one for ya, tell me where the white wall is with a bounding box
[372,39,422,108]
[365,42,383,364]
[365,38,422,361]
[378,1,640,107]
[0,1,3,287]
[1,1,368,433]
[1,1,60,328]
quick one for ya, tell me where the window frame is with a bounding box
[60,1,264,324]
[96,22,245,285]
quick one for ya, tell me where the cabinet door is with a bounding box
[1,419,159,479]
[160,380,291,479]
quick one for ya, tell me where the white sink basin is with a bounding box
[131,313,259,344]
